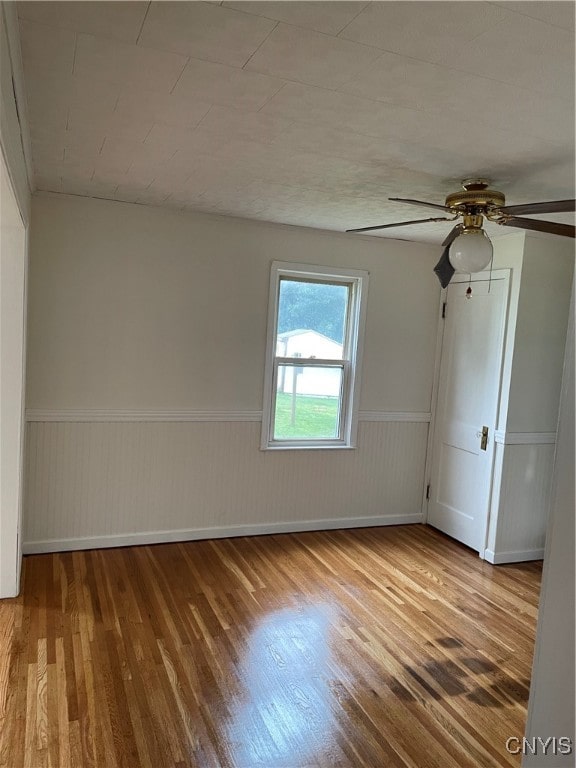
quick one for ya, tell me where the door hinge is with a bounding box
[426,483,431,500]
[442,302,447,319]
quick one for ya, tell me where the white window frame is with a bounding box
[261,261,369,450]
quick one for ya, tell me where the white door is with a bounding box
[0,154,27,598]
[428,271,509,554]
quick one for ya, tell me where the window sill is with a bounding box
[260,443,357,451]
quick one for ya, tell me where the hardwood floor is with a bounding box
[0,525,541,768]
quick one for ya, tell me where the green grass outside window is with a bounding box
[273,392,340,439]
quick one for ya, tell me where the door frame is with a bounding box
[0,146,28,598]
[422,269,512,559]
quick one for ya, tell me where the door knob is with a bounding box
[480,426,489,451]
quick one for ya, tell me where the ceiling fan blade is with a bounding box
[442,224,463,247]
[499,199,576,216]
[499,217,575,238]
[389,197,452,212]
[347,216,452,233]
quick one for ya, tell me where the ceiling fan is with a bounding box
[346,179,576,288]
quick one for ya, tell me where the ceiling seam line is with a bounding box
[335,2,371,38]
[240,66,570,120]
[484,1,572,32]
[256,82,288,114]
[169,56,190,96]
[328,42,569,98]
[71,32,78,76]
[193,104,215,131]
[241,21,280,70]
[135,1,152,46]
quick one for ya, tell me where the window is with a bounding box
[261,262,369,449]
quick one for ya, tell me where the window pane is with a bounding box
[273,365,342,440]
[276,279,349,360]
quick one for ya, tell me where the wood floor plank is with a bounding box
[0,525,541,767]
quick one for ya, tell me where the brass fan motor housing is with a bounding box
[445,179,505,213]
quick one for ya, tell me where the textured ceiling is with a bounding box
[18,1,576,243]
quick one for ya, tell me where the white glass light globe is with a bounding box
[449,228,493,273]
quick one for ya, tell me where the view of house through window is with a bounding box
[262,263,368,449]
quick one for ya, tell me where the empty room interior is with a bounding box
[1,2,575,767]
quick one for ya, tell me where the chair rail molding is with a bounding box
[26,408,432,423]
[494,430,557,445]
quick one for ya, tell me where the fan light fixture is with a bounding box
[345,179,575,288]
[448,228,493,273]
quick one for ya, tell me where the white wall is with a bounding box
[27,193,439,413]
[485,234,573,563]
[24,192,441,551]
[507,237,574,433]
[0,152,27,595]
[0,2,31,597]
[523,273,574,767]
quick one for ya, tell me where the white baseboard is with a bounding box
[22,513,424,555]
[484,548,545,564]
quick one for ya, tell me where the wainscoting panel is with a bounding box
[23,420,429,552]
[486,441,556,563]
